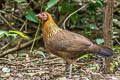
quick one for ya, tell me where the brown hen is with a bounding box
[36,12,114,78]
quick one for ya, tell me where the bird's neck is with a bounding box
[43,19,61,37]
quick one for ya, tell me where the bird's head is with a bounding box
[36,12,52,21]
[36,12,60,37]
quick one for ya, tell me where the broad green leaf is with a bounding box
[37,51,46,58]
[46,0,60,11]
[19,53,28,57]
[96,38,104,44]
[9,30,30,40]
[25,10,38,23]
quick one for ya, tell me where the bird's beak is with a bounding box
[36,14,40,17]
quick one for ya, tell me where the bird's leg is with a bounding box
[65,62,73,78]
[65,61,69,71]
[69,64,72,78]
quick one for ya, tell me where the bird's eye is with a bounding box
[42,13,46,16]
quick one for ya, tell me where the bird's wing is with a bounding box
[47,30,93,52]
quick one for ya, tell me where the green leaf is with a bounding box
[113,19,120,26]
[110,63,115,73]
[9,30,30,40]
[19,53,28,57]
[70,25,84,29]
[25,10,38,23]
[0,33,4,38]
[21,2,28,6]
[37,51,46,58]
[15,0,22,3]
[96,38,104,44]
[34,61,40,64]
[90,66,96,70]
[0,30,9,38]
[87,24,96,29]
[46,0,60,11]
[87,4,96,12]
[114,61,119,66]
[58,6,62,12]
[77,54,92,61]
[80,17,86,23]
[112,35,119,39]
[70,13,78,24]
[90,64,99,71]
[9,34,17,38]
[113,46,120,54]
[95,0,103,6]
[89,14,96,20]
[58,0,75,14]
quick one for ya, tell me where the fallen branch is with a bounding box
[0,35,42,57]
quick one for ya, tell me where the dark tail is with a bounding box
[93,45,115,57]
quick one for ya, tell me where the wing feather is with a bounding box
[45,30,93,52]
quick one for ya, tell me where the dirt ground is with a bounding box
[0,51,120,80]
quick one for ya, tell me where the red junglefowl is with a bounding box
[36,12,114,78]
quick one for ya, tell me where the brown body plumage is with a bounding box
[36,12,114,78]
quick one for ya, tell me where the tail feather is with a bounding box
[94,45,115,57]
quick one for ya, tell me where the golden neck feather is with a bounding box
[43,14,61,37]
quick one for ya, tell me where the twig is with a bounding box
[0,58,11,61]
[20,20,27,31]
[0,43,10,50]
[12,15,25,23]
[16,38,23,49]
[0,10,6,14]
[62,4,89,29]
[0,14,16,30]
[115,38,120,45]
[0,35,42,57]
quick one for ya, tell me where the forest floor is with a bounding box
[0,50,120,80]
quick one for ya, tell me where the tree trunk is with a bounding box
[102,0,114,73]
